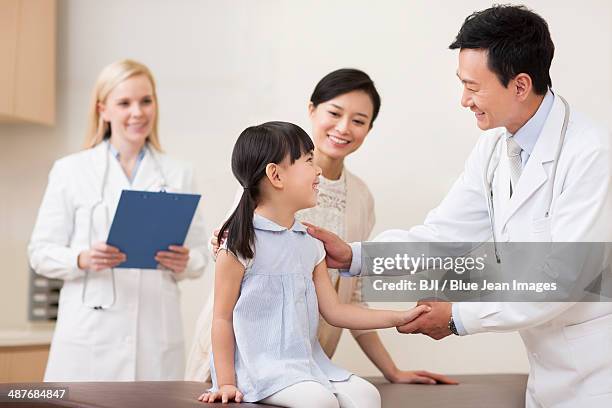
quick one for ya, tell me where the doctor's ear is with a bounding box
[265,163,284,189]
[513,73,533,101]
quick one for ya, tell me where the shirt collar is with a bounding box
[507,89,554,155]
[253,213,307,233]
[108,141,146,161]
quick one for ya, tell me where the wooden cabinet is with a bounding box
[0,0,56,125]
[0,345,49,382]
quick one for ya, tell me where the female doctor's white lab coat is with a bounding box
[28,142,209,381]
[375,94,612,407]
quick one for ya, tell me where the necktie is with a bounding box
[507,137,522,197]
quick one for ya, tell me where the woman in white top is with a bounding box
[186,69,455,385]
[28,60,208,381]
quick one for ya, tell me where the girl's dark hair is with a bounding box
[219,121,314,260]
[310,68,381,128]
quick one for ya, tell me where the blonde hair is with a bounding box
[84,59,162,151]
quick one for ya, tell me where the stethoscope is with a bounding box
[484,95,570,264]
[81,140,168,310]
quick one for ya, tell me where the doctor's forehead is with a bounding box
[456,49,494,82]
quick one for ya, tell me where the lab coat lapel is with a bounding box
[91,142,109,185]
[91,141,130,226]
[92,140,131,194]
[106,145,132,191]
[501,95,565,227]
[131,149,158,191]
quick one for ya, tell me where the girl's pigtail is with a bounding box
[218,186,257,260]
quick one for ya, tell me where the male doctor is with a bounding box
[307,5,612,408]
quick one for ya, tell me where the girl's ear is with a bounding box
[265,163,283,189]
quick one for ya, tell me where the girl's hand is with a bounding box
[394,304,431,327]
[386,368,459,385]
[78,242,126,271]
[198,384,243,404]
[155,245,190,273]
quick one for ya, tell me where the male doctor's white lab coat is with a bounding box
[374,95,612,407]
[28,142,209,381]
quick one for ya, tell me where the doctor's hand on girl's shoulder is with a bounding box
[155,245,190,273]
[302,222,352,269]
[78,242,126,271]
[198,384,243,404]
[211,229,228,257]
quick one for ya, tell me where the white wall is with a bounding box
[1,0,610,376]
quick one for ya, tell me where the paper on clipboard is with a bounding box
[106,190,201,269]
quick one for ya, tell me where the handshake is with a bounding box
[398,300,455,340]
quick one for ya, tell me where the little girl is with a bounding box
[198,121,429,407]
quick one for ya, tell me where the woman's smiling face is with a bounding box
[98,74,156,146]
[309,90,374,161]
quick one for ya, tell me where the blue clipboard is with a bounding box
[106,190,201,269]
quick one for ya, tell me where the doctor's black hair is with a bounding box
[449,4,554,95]
[310,68,381,128]
[218,121,314,260]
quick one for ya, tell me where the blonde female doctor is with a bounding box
[28,60,209,381]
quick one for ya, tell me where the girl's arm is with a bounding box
[313,259,430,330]
[210,250,245,395]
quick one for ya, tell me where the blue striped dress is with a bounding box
[210,213,352,402]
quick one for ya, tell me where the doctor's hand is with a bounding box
[394,304,432,326]
[156,245,190,273]
[198,384,243,404]
[397,300,453,340]
[211,228,229,257]
[303,222,352,269]
[211,229,221,255]
[78,242,126,271]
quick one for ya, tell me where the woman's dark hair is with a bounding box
[449,5,554,95]
[310,68,381,128]
[219,121,314,260]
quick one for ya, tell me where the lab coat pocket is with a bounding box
[55,282,99,344]
[532,216,551,232]
[532,216,551,240]
[563,314,612,395]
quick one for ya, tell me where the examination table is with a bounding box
[0,374,527,407]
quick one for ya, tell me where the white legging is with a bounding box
[259,375,381,408]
